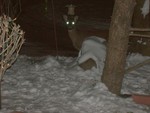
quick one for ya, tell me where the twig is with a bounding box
[130,28,150,32]
[129,33,150,38]
[125,59,150,74]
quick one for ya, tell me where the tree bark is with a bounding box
[101,0,136,95]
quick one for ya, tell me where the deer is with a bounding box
[63,4,108,70]
[63,4,108,50]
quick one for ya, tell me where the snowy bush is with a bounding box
[0,15,25,79]
[76,36,106,71]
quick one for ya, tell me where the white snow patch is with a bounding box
[141,0,150,18]
[0,53,149,113]
[73,36,106,72]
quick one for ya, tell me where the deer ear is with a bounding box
[63,15,68,21]
[74,16,78,21]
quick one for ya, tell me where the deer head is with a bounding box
[63,15,78,30]
[63,4,108,51]
[63,4,78,30]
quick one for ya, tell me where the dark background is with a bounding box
[17,0,114,56]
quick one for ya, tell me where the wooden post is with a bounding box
[66,4,76,15]
[101,0,136,95]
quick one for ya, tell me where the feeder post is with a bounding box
[66,4,76,15]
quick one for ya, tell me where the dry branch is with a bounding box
[125,59,150,74]
[0,15,25,80]
[1,0,22,20]
[129,27,150,38]
[129,33,150,38]
[130,28,150,32]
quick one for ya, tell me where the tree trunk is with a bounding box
[101,0,136,95]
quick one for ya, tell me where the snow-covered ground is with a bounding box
[0,53,150,113]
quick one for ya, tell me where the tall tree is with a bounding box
[101,0,136,95]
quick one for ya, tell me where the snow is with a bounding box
[141,0,150,18]
[0,51,150,113]
[72,36,106,71]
